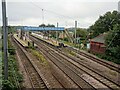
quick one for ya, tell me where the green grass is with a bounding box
[0,35,2,87]
[68,50,76,56]
[0,51,2,87]
[109,70,117,76]
[59,39,86,50]
[95,53,120,64]
[0,39,2,49]
[63,48,76,57]
[30,49,48,65]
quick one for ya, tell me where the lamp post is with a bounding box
[56,22,58,43]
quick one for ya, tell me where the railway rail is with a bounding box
[30,35,120,85]
[67,47,120,73]
[30,35,120,89]
[30,36,96,89]
[54,50,120,89]
[11,35,48,89]
[31,34,120,74]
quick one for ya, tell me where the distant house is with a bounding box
[90,33,107,54]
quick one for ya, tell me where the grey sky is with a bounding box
[0,0,119,28]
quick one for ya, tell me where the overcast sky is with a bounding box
[0,0,119,28]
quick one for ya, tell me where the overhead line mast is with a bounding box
[42,9,44,24]
[2,0,8,80]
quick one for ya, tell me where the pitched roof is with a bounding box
[91,33,107,43]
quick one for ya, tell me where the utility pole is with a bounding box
[56,22,58,43]
[42,9,44,24]
[2,0,8,80]
[75,21,77,44]
[118,1,120,13]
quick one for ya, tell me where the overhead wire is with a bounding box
[28,0,75,20]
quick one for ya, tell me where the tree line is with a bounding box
[88,10,120,64]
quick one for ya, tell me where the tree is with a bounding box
[39,24,46,27]
[8,26,16,34]
[76,28,88,39]
[89,11,120,38]
[46,24,55,27]
[105,24,120,63]
[39,24,55,27]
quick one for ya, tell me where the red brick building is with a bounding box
[90,34,107,54]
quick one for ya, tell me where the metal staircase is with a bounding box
[64,29,74,43]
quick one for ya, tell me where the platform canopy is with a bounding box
[19,26,65,31]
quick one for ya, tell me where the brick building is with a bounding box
[90,33,107,54]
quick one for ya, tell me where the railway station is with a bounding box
[1,0,120,89]
[10,25,120,89]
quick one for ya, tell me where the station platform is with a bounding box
[31,33,59,47]
[14,34,28,47]
[14,34,37,48]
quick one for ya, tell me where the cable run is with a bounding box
[28,0,74,20]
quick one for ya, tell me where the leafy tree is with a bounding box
[73,28,88,44]
[39,24,46,27]
[46,24,55,27]
[105,24,120,63]
[89,11,120,38]
[76,28,88,38]
[39,24,55,27]
[8,26,16,34]
[88,10,120,63]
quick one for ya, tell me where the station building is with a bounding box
[90,33,107,54]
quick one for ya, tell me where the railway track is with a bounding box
[52,50,120,89]
[11,35,48,89]
[31,38,95,89]
[31,34,120,74]
[67,47,120,73]
[30,35,120,89]
[30,35,120,83]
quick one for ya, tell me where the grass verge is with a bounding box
[2,37,23,89]
[30,49,48,65]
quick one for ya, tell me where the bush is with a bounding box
[8,49,15,55]
[2,37,23,89]
[64,38,68,42]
